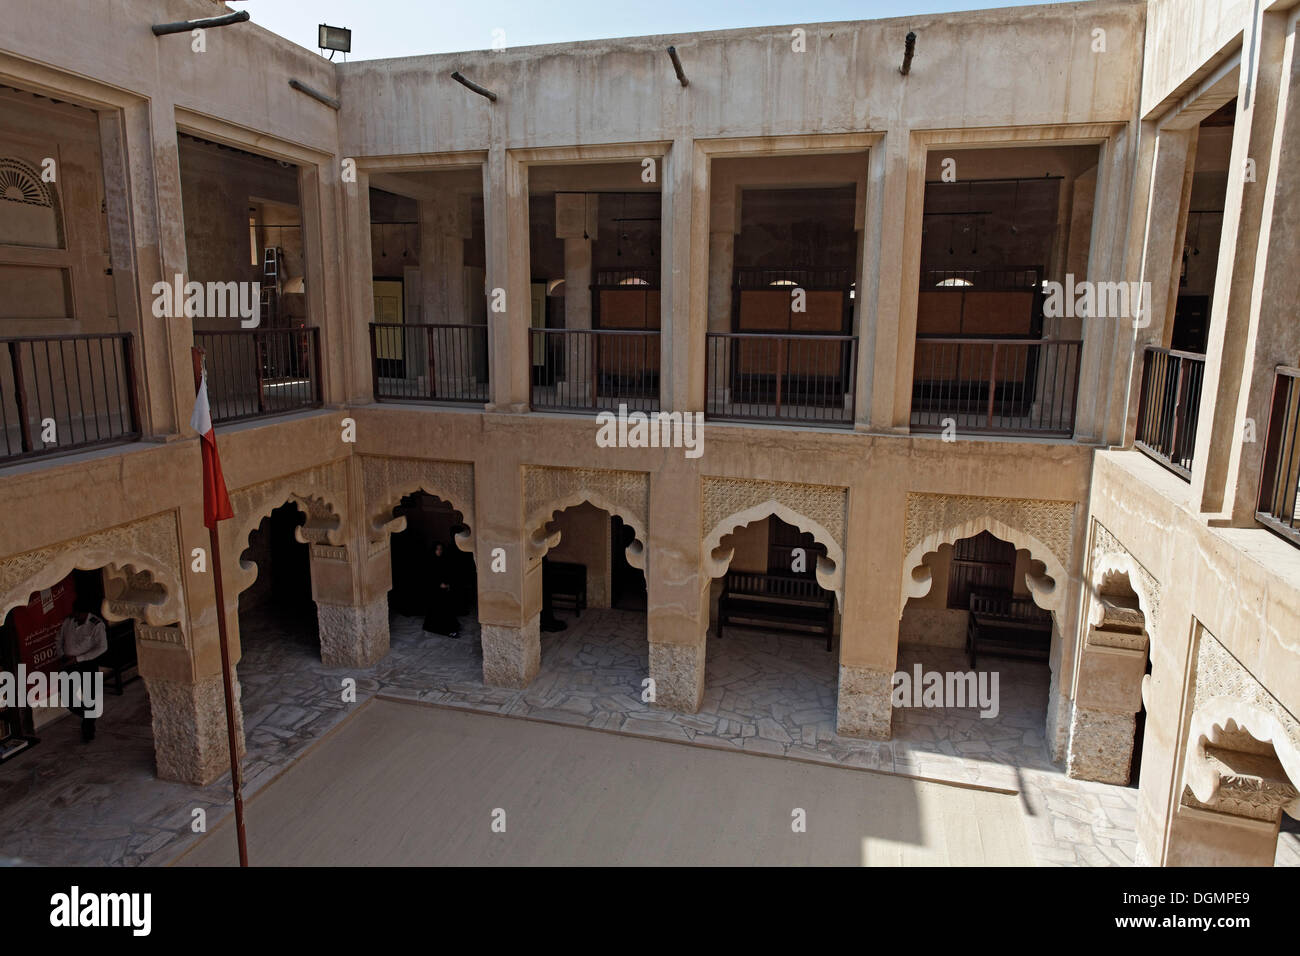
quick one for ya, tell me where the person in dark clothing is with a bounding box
[422,543,461,638]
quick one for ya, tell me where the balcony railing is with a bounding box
[1,332,140,464]
[194,327,322,425]
[1134,345,1205,480]
[370,323,489,404]
[1258,366,1300,547]
[530,328,660,412]
[706,332,857,427]
[910,337,1081,436]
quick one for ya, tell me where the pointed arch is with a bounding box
[900,514,1065,619]
[526,490,647,570]
[702,500,844,607]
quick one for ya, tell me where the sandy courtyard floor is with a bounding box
[176,697,1033,866]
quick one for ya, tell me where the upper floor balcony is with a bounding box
[0,332,140,465]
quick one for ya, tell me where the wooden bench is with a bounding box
[718,571,835,651]
[543,559,587,618]
[966,592,1052,668]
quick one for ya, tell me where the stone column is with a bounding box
[418,193,472,397]
[143,664,246,786]
[309,457,391,668]
[1120,127,1195,442]
[706,179,735,411]
[557,192,596,403]
[116,100,190,438]
[661,137,707,413]
[311,545,391,668]
[835,477,900,739]
[870,129,914,432]
[475,456,540,688]
[482,145,531,411]
[646,456,708,712]
[1066,596,1148,783]
[1191,14,1288,515]
[1221,27,1300,524]
[339,167,374,403]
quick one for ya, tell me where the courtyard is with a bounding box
[6,606,1291,867]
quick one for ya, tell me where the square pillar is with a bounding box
[1067,630,1148,783]
[475,457,540,688]
[647,459,707,712]
[661,137,707,413]
[1191,13,1289,515]
[483,146,531,411]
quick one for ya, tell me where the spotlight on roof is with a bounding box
[318,24,351,56]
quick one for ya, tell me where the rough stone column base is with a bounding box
[1066,707,1136,784]
[144,671,245,786]
[836,664,893,739]
[481,618,540,688]
[316,597,390,668]
[649,641,705,712]
[1045,665,1072,763]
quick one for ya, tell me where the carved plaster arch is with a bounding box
[523,466,650,570]
[526,490,647,571]
[227,464,347,596]
[0,513,185,626]
[361,456,476,554]
[1185,704,1300,821]
[900,515,1064,619]
[1183,630,1300,820]
[702,500,845,607]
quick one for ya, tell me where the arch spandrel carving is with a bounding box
[1090,521,1161,635]
[361,455,476,552]
[700,476,848,607]
[899,492,1076,618]
[1182,629,1300,821]
[523,466,650,570]
[0,511,185,626]
[227,461,349,594]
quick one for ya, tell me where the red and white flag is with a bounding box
[191,369,234,529]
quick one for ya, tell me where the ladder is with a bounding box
[260,246,281,328]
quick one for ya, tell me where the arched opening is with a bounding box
[387,491,477,643]
[0,566,153,770]
[1178,713,1300,867]
[898,528,1054,760]
[703,514,840,743]
[236,500,317,664]
[523,501,649,707]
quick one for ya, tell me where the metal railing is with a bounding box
[1257,366,1300,547]
[194,327,322,425]
[370,323,489,404]
[706,332,856,426]
[529,328,660,412]
[1134,346,1206,479]
[0,332,140,464]
[910,337,1081,436]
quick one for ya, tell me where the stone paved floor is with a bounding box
[2,604,1297,866]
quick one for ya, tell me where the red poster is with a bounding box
[9,576,76,675]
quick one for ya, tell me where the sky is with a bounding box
[225,0,1064,61]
